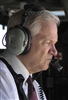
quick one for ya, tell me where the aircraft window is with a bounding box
[0,25,7,49]
[50,10,65,16]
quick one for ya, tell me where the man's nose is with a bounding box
[49,45,58,56]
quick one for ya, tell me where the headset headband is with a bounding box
[24,4,45,11]
[20,3,45,26]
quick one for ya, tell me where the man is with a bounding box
[0,3,60,100]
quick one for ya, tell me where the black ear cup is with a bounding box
[6,26,31,55]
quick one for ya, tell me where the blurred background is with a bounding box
[0,0,68,100]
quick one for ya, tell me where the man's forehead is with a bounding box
[35,32,58,43]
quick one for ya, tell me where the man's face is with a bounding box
[28,21,58,73]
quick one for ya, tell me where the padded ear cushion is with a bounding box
[21,27,32,55]
[6,26,31,55]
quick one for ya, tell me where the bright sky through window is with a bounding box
[0,25,7,49]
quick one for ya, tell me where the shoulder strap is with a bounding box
[0,57,17,77]
[0,57,27,100]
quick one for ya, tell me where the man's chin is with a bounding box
[43,64,49,71]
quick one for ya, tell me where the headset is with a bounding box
[5,4,45,55]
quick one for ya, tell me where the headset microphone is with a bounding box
[50,56,63,71]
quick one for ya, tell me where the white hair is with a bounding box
[7,9,60,37]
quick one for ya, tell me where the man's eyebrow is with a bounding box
[43,39,58,44]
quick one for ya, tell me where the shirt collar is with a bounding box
[1,49,29,81]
